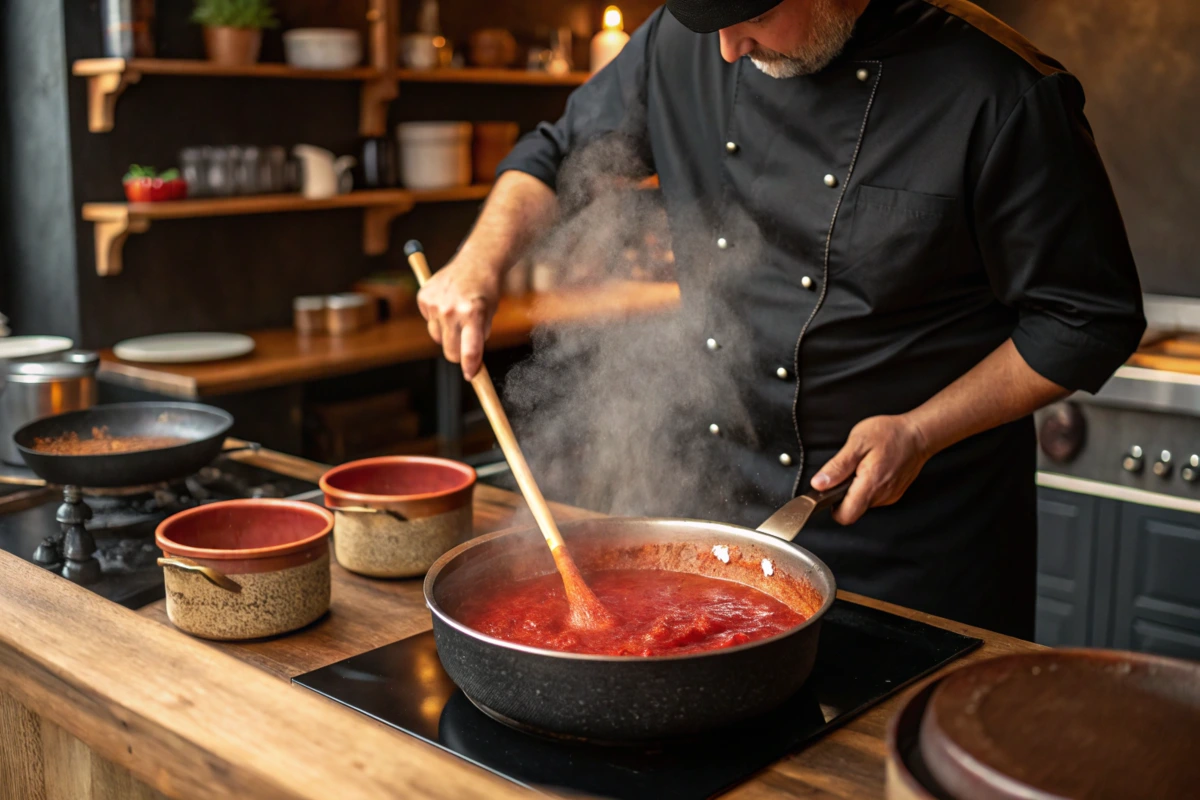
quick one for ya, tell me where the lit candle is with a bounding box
[590,5,631,73]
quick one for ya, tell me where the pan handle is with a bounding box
[322,503,408,522]
[157,557,243,593]
[755,480,852,543]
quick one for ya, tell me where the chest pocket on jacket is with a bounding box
[841,185,960,312]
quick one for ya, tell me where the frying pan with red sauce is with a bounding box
[455,567,809,657]
[425,516,836,742]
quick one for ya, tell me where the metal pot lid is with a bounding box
[2,350,99,379]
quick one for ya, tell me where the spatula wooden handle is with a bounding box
[404,241,568,555]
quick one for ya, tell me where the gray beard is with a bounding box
[748,0,858,78]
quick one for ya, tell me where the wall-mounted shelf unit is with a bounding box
[81,185,492,276]
[396,68,590,86]
[71,59,589,138]
[72,58,395,135]
[97,281,682,398]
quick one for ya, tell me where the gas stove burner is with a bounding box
[0,454,321,608]
[96,536,161,574]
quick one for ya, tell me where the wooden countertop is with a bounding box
[1128,333,1200,376]
[97,281,680,398]
[0,445,1040,800]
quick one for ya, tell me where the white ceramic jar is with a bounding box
[397,122,473,190]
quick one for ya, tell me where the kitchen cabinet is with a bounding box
[1035,486,1200,659]
[1112,504,1200,659]
[1035,489,1104,646]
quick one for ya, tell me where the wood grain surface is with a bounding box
[2,444,1040,799]
[96,281,680,397]
[72,58,381,81]
[81,187,491,223]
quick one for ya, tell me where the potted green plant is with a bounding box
[191,0,279,67]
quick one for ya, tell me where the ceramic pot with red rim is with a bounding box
[319,456,476,578]
[155,499,334,640]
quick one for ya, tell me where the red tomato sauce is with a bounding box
[455,569,807,656]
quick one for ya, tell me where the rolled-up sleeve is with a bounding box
[496,8,661,192]
[974,72,1146,393]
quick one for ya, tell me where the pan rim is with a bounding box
[423,517,837,663]
[318,455,477,505]
[156,498,335,560]
[13,401,234,459]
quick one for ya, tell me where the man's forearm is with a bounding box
[904,339,1070,458]
[457,170,559,277]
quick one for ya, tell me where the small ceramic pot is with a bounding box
[156,499,334,640]
[319,456,475,578]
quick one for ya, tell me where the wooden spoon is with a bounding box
[404,241,613,629]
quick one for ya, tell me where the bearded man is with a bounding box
[416,0,1145,638]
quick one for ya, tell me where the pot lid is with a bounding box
[2,350,99,380]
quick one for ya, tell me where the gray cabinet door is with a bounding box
[1036,488,1101,646]
[1112,504,1200,660]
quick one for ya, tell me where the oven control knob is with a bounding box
[1183,455,1200,483]
[1153,450,1173,478]
[1038,402,1086,463]
[1123,445,1144,474]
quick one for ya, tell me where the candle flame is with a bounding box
[603,5,624,31]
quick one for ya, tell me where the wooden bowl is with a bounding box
[918,650,1200,800]
[156,499,334,640]
[320,456,476,578]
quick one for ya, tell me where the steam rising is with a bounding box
[501,138,760,522]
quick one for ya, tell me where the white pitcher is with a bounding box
[293,144,356,199]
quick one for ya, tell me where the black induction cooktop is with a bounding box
[293,600,981,799]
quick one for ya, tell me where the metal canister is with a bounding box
[100,0,135,59]
[0,351,99,465]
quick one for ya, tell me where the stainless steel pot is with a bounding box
[424,485,845,743]
[0,351,99,465]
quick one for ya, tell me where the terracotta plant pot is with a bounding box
[203,26,263,67]
[320,456,476,578]
[156,499,334,640]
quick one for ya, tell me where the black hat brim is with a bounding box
[666,0,787,34]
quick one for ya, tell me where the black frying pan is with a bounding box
[13,402,234,488]
[424,483,848,743]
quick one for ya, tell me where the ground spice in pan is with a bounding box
[32,427,190,456]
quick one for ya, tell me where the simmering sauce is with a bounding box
[456,569,806,656]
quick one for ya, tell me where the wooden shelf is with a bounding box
[81,186,492,276]
[71,58,395,135]
[396,67,590,86]
[97,281,681,398]
[73,57,382,80]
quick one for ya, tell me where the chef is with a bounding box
[416,0,1146,638]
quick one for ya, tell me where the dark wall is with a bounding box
[1,0,82,340]
[979,0,1200,297]
[6,1,588,348]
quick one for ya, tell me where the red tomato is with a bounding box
[123,178,153,203]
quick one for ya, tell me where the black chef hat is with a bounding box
[666,0,786,33]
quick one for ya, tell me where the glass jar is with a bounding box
[293,296,327,335]
[326,294,370,335]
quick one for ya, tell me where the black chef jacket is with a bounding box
[497,0,1146,638]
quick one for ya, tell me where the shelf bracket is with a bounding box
[93,212,150,276]
[359,76,398,137]
[363,201,416,255]
[86,65,142,133]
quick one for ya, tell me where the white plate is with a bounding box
[0,336,74,360]
[113,333,255,364]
